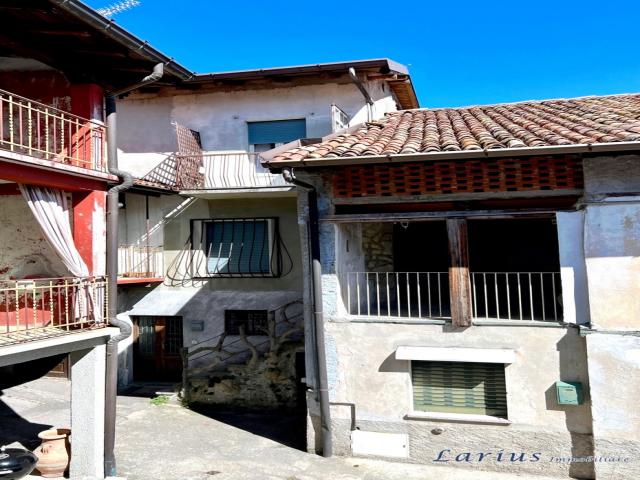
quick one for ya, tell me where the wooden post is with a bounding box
[447,219,472,328]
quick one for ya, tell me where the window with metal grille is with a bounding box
[411,361,508,418]
[164,317,183,355]
[199,218,279,277]
[225,310,268,335]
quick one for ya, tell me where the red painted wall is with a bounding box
[0,70,72,112]
[72,190,107,276]
[0,71,104,122]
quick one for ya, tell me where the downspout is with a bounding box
[348,67,374,122]
[104,63,164,477]
[282,167,333,457]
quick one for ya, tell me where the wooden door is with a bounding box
[46,355,70,379]
[132,316,183,382]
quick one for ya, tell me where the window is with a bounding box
[247,119,306,152]
[225,310,268,335]
[411,361,508,418]
[206,219,270,275]
[201,218,280,277]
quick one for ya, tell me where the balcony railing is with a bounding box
[471,272,562,322]
[0,277,107,346]
[176,152,288,190]
[340,272,451,319]
[340,271,563,322]
[118,245,164,279]
[0,88,107,172]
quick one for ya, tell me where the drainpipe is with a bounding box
[104,63,164,477]
[282,167,333,457]
[348,67,374,122]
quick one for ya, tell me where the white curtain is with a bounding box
[19,185,102,323]
[19,185,89,277]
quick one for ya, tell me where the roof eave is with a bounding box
[188,58,409,83]
[50,0,194,82]
[263,141,640,170]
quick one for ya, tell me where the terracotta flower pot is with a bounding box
[34,428,71,478]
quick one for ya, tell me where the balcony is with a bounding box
[341,272,451,319]
[117,245,164,284]
[175,152,290,192]
[339,271,562,322]
[0,88,107,173]
[0,276,107,347]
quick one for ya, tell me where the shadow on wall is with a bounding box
[544,329,595,480]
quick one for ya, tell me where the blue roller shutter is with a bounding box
[248,119,306,145]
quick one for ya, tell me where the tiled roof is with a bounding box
[266,94,640,165]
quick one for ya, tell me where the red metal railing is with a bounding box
[0,88,107,172]
[0,276,108,346]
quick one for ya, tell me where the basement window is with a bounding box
[224,310,269,335]
[411,361,508,419]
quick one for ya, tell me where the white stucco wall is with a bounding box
[581,156,640,479]
[585,333,640,479]
[116,80,398,155]
[556,211,590,325]
[584,201,640,330]
[118,192,184,248]
[325,321,593,478]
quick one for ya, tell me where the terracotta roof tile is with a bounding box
[268,93,640,164]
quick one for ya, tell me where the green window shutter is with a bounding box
[412,361,508,418]
[248,119,307,145]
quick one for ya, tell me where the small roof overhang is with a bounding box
[0,0,194,91]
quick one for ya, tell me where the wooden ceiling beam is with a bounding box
[27,29,93,38]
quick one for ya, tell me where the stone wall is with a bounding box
[188,339,303,409]
[362,223,394,272]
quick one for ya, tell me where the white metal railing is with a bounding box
[118,245,164,278]
[0,276,107,346]
[176,152,288,190]
[471,272,562,322]
[0,88,107,171]
[340,272,451,319]
[331,104,351,132]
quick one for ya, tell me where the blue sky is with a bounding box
[88,0,640,108]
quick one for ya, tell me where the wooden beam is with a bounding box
[28,30,93,38]
[0,183,20,195]
[333,189,583,205]
[321,209,560,223]
[447,219,472,328]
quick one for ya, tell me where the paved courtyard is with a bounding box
[1,378,567,480]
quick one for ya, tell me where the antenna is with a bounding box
[97,0,141,18]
